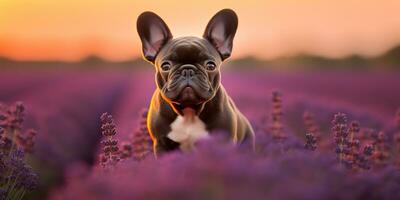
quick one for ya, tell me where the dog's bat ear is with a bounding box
[203,9,238,61]
[137,12,173,63]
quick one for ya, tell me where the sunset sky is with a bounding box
[1,0,400,61]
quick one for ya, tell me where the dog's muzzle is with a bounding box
[164,64,212,105]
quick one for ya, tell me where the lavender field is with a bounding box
[1,66,400,199]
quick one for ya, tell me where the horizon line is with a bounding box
[1,44,399,64]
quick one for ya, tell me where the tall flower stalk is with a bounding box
[346,121,360,168]
[303,111,321,139]
[270,91,286,141]
[99,113,120,169]
[371,131,390,167]
[131,109,152,161]
[345,121,374,170]
[332,113,350,165]
[0,102,38,200]
[98,109,153,167]
[0,102,25,155]
[304,132,317,151]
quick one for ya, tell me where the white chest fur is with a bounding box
[167,115,209,152]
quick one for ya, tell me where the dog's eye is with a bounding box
[206,61,216,71]
[160,62,171,71]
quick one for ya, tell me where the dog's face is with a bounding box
[137,9,238,115]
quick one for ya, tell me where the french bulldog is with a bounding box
[136,9,255,156]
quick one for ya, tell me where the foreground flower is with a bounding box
[270,91,286,141]
[346,121,361,168]
[17,129,37,153]
[0,101,24,131]
[332,113,350,165]
[371,131,391,167]
[303,111,321,139]
[99,113,120,168]
[344,121,374,170]
[304,132,317,151]
[0,101,39,199]
[50,135,400,200]
[131,109,152,161]
[356,144,374,170]
[118,142,133,160]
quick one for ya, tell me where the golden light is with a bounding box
[0,0,399,61]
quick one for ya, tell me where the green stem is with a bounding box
[5,171,21,200]
[11,188,24,200]
[17,190,26,200]
[7,128,17,157]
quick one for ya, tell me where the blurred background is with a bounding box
[1,0,400,66]
[1,0,400,199]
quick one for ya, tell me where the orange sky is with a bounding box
[1,0,400,61]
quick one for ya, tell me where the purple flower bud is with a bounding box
[332,113,347,125]
[0,189,5,199]
[304,132,317,151]
[363,145,374,156]
[99,112,121,168]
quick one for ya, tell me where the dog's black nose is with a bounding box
[182,69,195,78]
[180,65,196,79]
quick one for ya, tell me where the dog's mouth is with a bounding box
[163,68,214,115]
[171,86,206,115]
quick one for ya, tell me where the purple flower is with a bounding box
[370,131,391,167]
[0,101,39,199]
[17,129,37,153]
[0,102,39,154]
[353,144,374,170]
[270,91,286,141]
[2,149,38,191]
[118,142,133,160]
[50,135,400,200]
[0,188,5,200]
[332,113,350,164]
[0,101,25,131]
[131,109,152,161]
[304,132,317,151]
[99,113,120,168]
[303,111,321,139]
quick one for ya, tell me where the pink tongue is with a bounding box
[182,107,196,117]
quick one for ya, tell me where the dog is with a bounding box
[136,9,255,156]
